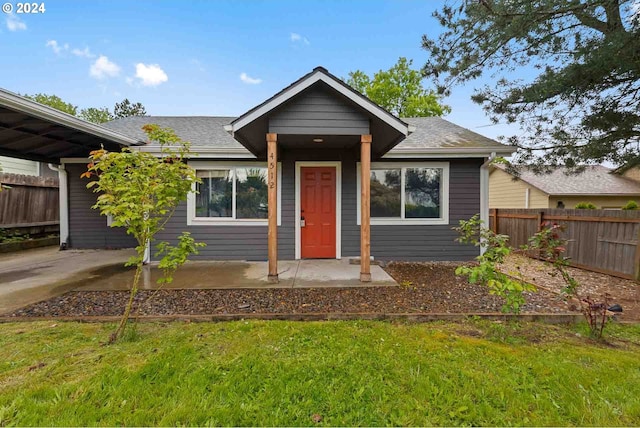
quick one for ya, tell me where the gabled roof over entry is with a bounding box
[226,67,412,158]
[0,88,142,164]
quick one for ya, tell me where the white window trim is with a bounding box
[187,161,281,226]
[356,161,449,226]
[295,161,342,260]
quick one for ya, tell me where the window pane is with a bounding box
[405,168,441,218]
[370,169,401,217]
[236,167,268,219]
[195,170,232,217]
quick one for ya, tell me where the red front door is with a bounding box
[301,167,336,258]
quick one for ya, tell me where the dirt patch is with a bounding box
[7,262,572,317]
[499,254,640,321]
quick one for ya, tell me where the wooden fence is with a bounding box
[0,173,59,235]
[489,208,640,281]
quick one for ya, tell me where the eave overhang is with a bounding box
[0,88,144,164]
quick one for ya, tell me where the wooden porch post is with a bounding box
[360,134,372,282]
[267,133,278,283]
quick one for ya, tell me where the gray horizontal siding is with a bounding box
[269,86,369,135]
[342,158,481,261]
[67,164,136,249]
[88,154,481,262]
[154,160,295,261]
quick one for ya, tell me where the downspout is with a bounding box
[525,188,530,209]
[48,163,69,250]
[479,152,496,255]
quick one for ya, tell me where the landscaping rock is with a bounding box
[7,262,572,318]
[608,304,623,313]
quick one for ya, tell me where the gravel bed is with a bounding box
[7,262,572,317]
[499,254,640,321]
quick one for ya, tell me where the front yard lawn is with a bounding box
[1,320,639,426]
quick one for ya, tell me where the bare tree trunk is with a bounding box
[109,262,143,344]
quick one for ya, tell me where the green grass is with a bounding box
[1,320,639,426]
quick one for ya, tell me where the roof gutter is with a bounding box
[383,146,515,158]
[386,146,516,155]
[133,145,256,158]
[0,88,143,147]
[548,193,640,197]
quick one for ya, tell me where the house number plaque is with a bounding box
[268,152,276,189]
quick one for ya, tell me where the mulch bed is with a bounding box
[7,262,572,318]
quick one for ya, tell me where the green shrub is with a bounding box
[574,202,597,209]
[454,215,536,314]
[622,200,638,210]
[0,229,29,244]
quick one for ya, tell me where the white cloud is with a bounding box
[240,72,262,85]
[72,47,95,58]
[134,63,168,87]
[47,40,95,58]
[45,40,64,54]
[190,58,205,72]
[6,13,27,31]
[290,32,310,45]
[631,0,640,17]
[89,55,121,79]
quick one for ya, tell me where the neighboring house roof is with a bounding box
[612,160,640,175]
[102,115,513,156]
[492,164,640,196]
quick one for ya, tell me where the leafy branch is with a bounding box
[84,124,205,343]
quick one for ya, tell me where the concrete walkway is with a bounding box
[0,248,397,314]
[76,259,397,291]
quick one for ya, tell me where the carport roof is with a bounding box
[0,88,143,164]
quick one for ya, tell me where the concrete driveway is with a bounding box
[0,247,134,314]
[0,248,397,314]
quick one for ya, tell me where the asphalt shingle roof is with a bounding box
[102,115,510,154]
[103,116,241,149]
[400,117,508,150]
[495,164,640,195]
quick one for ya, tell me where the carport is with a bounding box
[0,88,143,248]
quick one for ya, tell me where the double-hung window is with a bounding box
[187,162,281,226]
[357,162,449,225]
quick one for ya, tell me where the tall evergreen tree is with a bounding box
[422,0,640,171]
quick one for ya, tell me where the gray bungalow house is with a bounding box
[0,67,514,282]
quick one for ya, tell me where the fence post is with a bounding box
[635,225,640,281]
[492,209,499,234]
[537,211,545,231]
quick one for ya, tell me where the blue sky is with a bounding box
[0,0,515,140]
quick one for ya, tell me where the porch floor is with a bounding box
[76,259,398,291]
